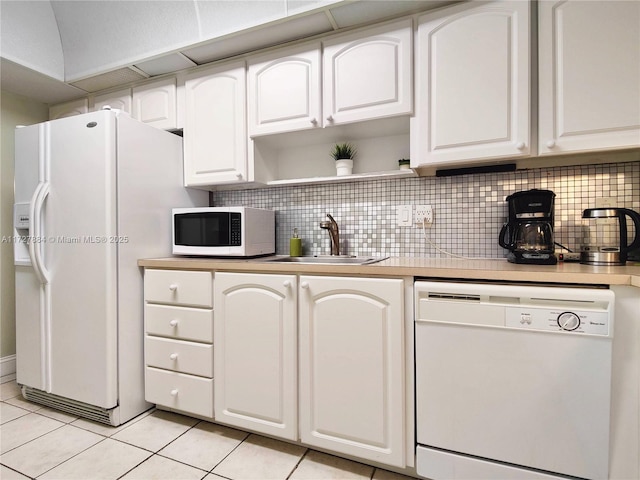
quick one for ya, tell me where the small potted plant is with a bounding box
[398,158,411,170]
[331,143,357,176]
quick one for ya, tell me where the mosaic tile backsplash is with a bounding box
[212,161,640,259]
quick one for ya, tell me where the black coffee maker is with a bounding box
[499,189,557,265]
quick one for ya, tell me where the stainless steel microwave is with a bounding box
[172,207,275,257]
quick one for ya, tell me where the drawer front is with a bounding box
[145,336,213,377]
[144,269,213,307]
[145,367,213,419]
[145,304,213,343]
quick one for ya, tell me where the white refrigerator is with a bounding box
[13,110,207,426]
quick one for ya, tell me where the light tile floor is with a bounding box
[0,380,417,480]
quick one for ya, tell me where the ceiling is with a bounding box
[0,0,458,105]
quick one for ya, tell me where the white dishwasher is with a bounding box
[414,281,614,480]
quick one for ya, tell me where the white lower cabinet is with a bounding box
[143,269,214,418]
[298,275,406,468]
[144,269,407,468]
[213,272,406,467]
[213,272,298,440]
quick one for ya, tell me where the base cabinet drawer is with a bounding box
[144,269,213,307]
[145,337,213,377]
[145,367,213,418]
[145,304,213,343]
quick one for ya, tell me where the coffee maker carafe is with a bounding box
[499,189,557,265]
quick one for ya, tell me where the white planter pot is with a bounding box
[335,159,353,176]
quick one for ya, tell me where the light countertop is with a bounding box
[138,256,640,287]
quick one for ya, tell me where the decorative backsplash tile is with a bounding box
[212,161,640,259]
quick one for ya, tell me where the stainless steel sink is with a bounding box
[259,255,387,265]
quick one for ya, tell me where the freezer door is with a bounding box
[43,112,119,408]
[15,266,46,390]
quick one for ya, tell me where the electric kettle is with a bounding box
[580,208,640,265]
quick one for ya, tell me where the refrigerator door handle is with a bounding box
[29,182,51,284]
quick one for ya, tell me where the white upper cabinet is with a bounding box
[92,88,132,114]
[49,98,89,120]
[323,19,413,126]
[183,61,248,186]
[248,43,321,137]
[538,1,640,155]
[411,1,533,167]
[246,19,412,137]
[132,77,177,130]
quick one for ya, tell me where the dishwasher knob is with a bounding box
[557,312,580,331]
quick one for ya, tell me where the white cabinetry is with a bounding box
[247,19,411,139]
[143,269,214,419]
[49,98,89,120]
[248,43,321,137]
[184,61,248,186]
[538,1,640,155]
[323,19,412,126]
[214,272,297,439]
[299,275,406,468]
[245,20,413,187]
[412,1,533,168]
[92,88,132,114]
[132,78,177,130]
[212,272,409,468]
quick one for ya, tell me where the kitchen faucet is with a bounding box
[319,213,340,256]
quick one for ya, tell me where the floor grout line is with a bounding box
[1,383,416,480]
[286,447,310,480]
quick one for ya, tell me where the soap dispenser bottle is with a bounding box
[290,228,302,257]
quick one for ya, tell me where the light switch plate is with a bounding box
[397,205,413,226]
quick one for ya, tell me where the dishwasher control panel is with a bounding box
[505,307,610,335]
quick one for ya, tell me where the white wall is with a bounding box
[0,1,64,80]
[0,90,48,360]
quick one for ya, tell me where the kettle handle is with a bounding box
[498,223,512,249]
[619,208,640,253]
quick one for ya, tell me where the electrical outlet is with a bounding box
[415,205,433,225]
[397,205,413,226]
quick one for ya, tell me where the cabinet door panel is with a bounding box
[431,14,509,148]
[132,78,176,129]
[93,88,132,114]
[299,276,405,467]
[412,1,532,166]
[248,45,321,136]
[49,98,88,120]
[214,272,297,440]
[323,19,412,125]
[184,62,247,185]
[539,1,640,154]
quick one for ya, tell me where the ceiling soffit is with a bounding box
[1,0,460,104]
